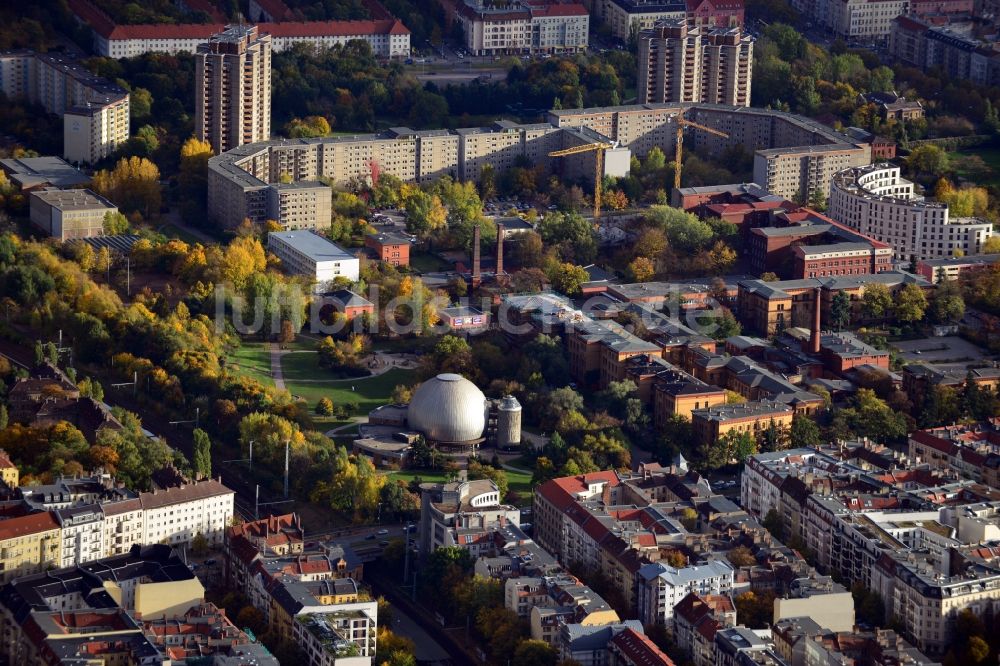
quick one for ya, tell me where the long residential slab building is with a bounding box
[67,0,411,58]
[209,102,872,228]
[0,50,129,165]
[0,476,234,584]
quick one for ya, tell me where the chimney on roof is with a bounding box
[810,288,821,354]
[472,224,482,288]
[496,223,505,277]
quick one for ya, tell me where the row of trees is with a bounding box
[410,548,564,666]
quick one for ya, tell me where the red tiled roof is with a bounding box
[696,616,722,641]
[536,471,621,511]
[610,628,676,666]
[0,451,16,471]
[68,0,409,40]
[893,15,929,31]
[0,511,59,541]
[108,23,222,40]
[635,533,656,547]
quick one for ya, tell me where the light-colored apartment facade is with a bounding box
[268,230,361,289]
[828,163,993,262]
[0,50,129,165]
[137,479,236,548]
[28,188,118,241]
[816,0,909,42]
[599,0,687,41]
[456,2,589,55]
[753,143,871,202]
[66,0,411,58]
[636,560,735,625]
[638,20,753,106]
[207,121,613,228]
[196,25,272,155]
[63,97,130,164]
[211,103,873,229]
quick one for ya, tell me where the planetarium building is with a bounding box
[406,373,488,446]
[354,373,523,465]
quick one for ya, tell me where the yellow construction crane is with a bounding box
[674,118,729,191]
[549,141,613,219]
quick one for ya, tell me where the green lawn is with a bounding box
[159,223,203,244]
[279,351,327,382]
[386,467,534,504]
[949,148,1000,187]
[224,342,274,387]
[409,251,452,273]
[282,367,416,416]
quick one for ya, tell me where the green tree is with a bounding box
[102,211,130,235]
[789,414,821,449]
[512,640,558,666]
[547,262,589,296]
[861,283,893,320]
[537,211,597,263]
[191,532,209,556]
[192,428,212,479]
[907,144,950,180]
[895,283,928,324]
[644,205,715,253]
[762,508,784,540]
[830,291,851,330]
[930,279,965,323]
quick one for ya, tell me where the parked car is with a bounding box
[377,528,389,536]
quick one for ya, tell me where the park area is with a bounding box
[386,467,534,502]
[223,338,416,426]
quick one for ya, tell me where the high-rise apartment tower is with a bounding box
[196,25,272,154]
[638,19,753,106]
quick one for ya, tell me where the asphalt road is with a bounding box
[391,604,451,662]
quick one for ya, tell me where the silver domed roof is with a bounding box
[407,373,487,443]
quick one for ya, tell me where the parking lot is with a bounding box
[892,336,995,365]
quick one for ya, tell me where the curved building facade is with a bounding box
[406,373,488,445]
[828,163,992,262]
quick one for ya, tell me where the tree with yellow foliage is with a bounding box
[217,236,266,290]
[628,256,655,282]
[91,156,161,219]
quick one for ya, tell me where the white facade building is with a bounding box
[102,498,145,558]
[636,560,735,625]
[268,231,361,291]
[794,0,908,42]
[455,1,589,56]
[137,479,235,547]
[828,163,993,262]
[55,505,106,568]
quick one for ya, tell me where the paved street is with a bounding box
[391,604,451,662]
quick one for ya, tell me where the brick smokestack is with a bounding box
[496,223,505,276]
[472,224,481,288]
[810,287,821,354]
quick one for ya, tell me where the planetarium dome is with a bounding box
[407,373,487,444]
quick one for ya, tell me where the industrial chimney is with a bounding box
[472,224,482,288]
[496,223,505,277]
[810,287,822,354]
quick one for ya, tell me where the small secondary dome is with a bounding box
[407,373,487,443]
